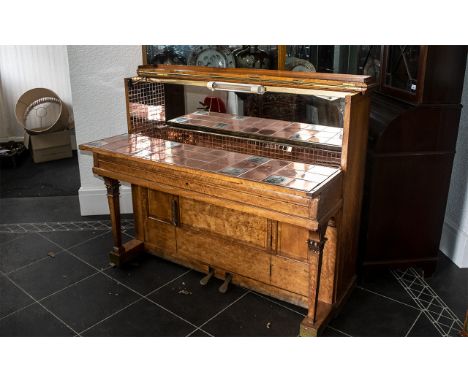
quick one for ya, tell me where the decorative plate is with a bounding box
[188,46,236,68]
[285,57,316,72]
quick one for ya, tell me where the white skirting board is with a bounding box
[439,217,468,268]
[78,185,133,216]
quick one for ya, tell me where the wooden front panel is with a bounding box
[277,222,308,261]
[145,217,176,255]
[148,189,174,223]
[179,197,268,248]
[177,228,271,284]
[270,256,309,296]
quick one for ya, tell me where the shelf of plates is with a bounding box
[142,45,383,79]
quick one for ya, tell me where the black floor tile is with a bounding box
[41,230,108,250]
[358,270,417,308]
[202,293,303,336]
[329,288,421,337]
[83,299,195,336]
[68,231,119,270]
[104,253,188,295]
[0,196,84,223]
[253,292,308,316]
[9,252,96,300]
[0,233,24,245]
[426,254,468,321]
[41,273,140,332]
[407,313,443,337]
[0,195,134,224]
[0,150,80,198]
[0,274,34,319]
[147,271,246,326]
[123,227,135,238]
[0,233,62,273]
[0,303,75,336]
[321,326,349,337]
[188,329,211,337]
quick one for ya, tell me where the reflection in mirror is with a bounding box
[165,85,344,149]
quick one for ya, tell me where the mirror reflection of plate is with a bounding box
[363,58,381,78]
[285,57,316,72]
[188,46,235,68]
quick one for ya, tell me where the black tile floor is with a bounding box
[1,196,466,337]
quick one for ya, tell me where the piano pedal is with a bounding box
[200,268,214,286]
[218,273,232,294]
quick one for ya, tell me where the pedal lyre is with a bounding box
[218,273,232,294]
[200,268,214,286]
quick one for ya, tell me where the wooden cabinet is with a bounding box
[80,65,373,336]
[360,46,467,274]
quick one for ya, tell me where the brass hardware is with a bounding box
[307,238,327,254]
[218,273,233,294]
[200,268,214,286]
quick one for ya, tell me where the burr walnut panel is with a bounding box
[179,197,268,249]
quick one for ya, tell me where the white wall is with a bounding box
[67,45,141,215]
[440,61,468,268]
[0,45,73,141]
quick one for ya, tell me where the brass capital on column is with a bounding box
[103,177,120,197]
[307,238,327,255]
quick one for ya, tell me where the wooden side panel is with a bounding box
[177,228,271,284]
[270,255,309,296]
[145,217,176,255]
[179,197,268,248]
[277,222,308,261]
[148,189,174,223]
[336,93,370,300]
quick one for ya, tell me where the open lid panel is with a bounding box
[125,65,375,167]
[136,65,375,95]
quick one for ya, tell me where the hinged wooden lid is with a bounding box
[136,65,376,96]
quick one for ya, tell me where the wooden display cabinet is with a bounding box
[79,65,374,336]
[360,46,467,274]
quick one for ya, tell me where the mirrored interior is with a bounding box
[166,85,344,149]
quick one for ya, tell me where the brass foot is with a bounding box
[299,317,318,337]
[218,273,232,294]
[200,269,214,286]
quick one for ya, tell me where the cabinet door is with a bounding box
[148,189,178,224]
[380,45,427,103]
